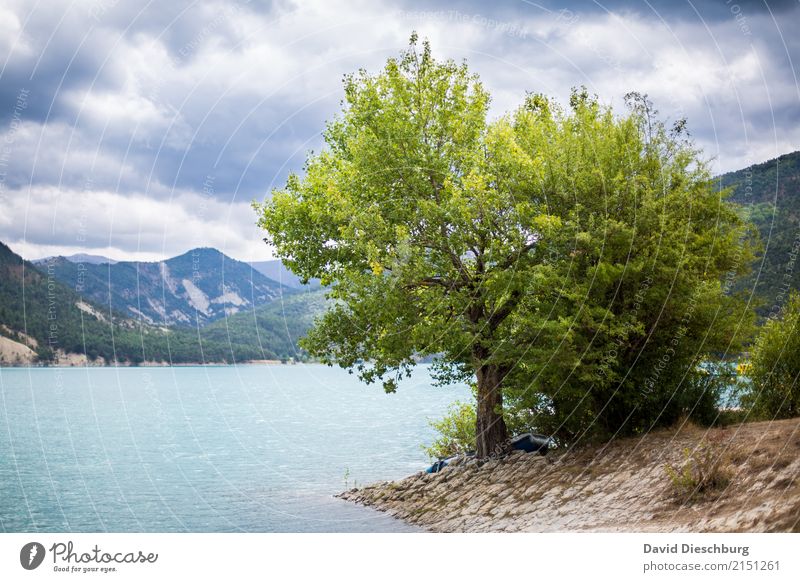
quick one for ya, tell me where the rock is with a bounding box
[448,455,468,467]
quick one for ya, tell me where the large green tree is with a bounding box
[255,37,753,456]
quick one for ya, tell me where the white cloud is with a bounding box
[0,4,24,56]
[2,186,273,262]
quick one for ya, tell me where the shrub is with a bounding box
[423,400,549,460]
[664,439,732,502]
[423,401,476,460]
[743,292,800,418]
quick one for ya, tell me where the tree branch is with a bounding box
[404,276,465,291]
[488,289,523,331]
[495,239,537,271]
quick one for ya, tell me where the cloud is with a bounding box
[0,0,797,261]
[1,185,270,262]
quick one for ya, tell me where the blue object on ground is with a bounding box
[425,453,470,473]
[510,433,552,455]
[425,459,449,473]
[425,436,551,472]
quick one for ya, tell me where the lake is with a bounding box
[0,365,469,532]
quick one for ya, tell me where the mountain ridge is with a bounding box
[720,150,800,313]
[34,252,118,265]
[249,259,321,289]
[40,246,291,327]
[0,242,325,365]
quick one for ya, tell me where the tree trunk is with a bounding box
[475,364,509,458]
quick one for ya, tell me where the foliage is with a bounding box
[423,399,546,460]
[255,37,755,453]
[664,439,732,502]
[683,361,741,426]
[742,292,800,418]
[423,401,476,460]
[500,92,755,442]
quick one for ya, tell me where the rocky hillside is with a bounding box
[0,241,128,363]
[340,418,800,532]
[41,247,288,326]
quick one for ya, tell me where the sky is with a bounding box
[0,0,797,263]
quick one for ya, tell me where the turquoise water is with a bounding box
[0,365,468,532]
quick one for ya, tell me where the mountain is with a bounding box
[34,253,118,265]
[0,241,139,364]
[719,150,800,314]
[249,259,320,289]
[43,247,288,326]
[0,242,326,365]
[720,150,800,206]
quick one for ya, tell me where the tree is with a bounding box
[497,92,755,441]
[255,37,754,456]
[744,292,800,418]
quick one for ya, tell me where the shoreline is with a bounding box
[0,359,302,369]
[338,418,800,532]
[0,332,306,368]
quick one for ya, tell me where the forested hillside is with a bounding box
[720,150,800,315]
[0,243,324,364]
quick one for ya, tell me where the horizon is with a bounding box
[8,147,798,264]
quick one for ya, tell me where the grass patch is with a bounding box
[665,438,733,502]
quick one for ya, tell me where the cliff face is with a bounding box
[338,418,800,532]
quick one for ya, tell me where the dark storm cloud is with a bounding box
[535,0,798,19]
[0,1,199,124]
[0,0,798,261]
[0,0,284,123]
[405,0,799,21]
[0,11,115,124]
[0,0,314,197]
